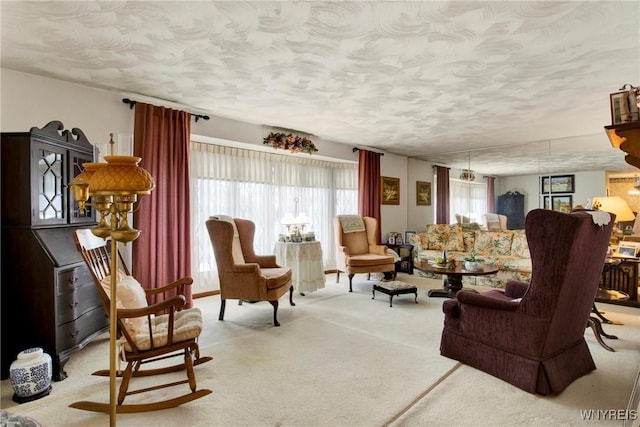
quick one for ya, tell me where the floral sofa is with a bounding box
[413,223,532,288]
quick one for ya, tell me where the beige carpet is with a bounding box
[1,273,638,427]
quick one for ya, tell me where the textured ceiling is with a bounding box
[2,1,639,176]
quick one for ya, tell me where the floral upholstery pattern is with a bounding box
[425,224,464,251]
[462,231,476,252]
[510,230,530,258]
[416,227,531,289]
[473,231,514,256]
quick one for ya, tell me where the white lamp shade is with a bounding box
[592,196,636,222]
[281,214,296,225]
[296,213,311,225]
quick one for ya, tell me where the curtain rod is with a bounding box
[352,147,384,156]
[122,98,210,122]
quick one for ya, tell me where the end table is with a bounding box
[385,244,414,274]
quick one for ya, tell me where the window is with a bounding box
[449,178,487,224]
[189,141,357,292]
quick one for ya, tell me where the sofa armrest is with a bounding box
[456,290,520,311]
[505,280,529,298]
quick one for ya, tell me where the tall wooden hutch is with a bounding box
[1,121,109,380]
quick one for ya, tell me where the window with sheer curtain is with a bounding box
[449,178,488,224]
[189,141,358,292]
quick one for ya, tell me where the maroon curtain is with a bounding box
[486,176,496,212]
[358,149,382,243]
[132,103,193,307]
[435,166,450,224]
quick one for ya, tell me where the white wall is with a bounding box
[407,157,435,233]
[379,153,408,241]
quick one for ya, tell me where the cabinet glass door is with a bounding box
[33,143,67,225]
[69,151,95,224]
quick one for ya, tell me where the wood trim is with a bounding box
[193,290,220,299]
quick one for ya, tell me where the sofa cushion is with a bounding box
[425,224,464,251]
[474,231,514,256]
[510,230,530,258]
[462,231,476,252]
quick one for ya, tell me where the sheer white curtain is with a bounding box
[449,178,488,224]
[189,141,357,292]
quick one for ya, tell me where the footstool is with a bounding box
[372,281,418,307]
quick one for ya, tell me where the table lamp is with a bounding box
[591,196,635,243]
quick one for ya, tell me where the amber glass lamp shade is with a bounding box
[69,155,155,243]
[89,156,155,196]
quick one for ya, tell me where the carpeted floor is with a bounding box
[1,273,638,427]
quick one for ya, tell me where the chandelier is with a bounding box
[460,169,475,182]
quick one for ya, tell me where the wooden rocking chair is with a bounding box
[69,229,212,413]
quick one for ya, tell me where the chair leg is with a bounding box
[185,347,196,392]
[118,361,136,405]
[348,274,355,292]
[336,270,340,283]
[218,299,226,321]
[269,300,280,327]
[288,285,296,306]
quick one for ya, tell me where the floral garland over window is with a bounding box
[263,132,318,154]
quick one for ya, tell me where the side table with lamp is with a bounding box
[589,196,640,307]
[277,202,325,295]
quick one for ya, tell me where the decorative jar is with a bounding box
[9,347,52,401]
[464,261,481,271]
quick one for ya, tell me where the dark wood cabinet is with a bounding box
[385,244,414,274]
[601,258,640,307]
[497,191,525,230]
[1,121,109,381]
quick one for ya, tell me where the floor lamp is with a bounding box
[70,135,154,427]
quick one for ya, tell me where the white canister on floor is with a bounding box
[9,347,52,399]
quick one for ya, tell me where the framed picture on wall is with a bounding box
[541,175,575,194]
[416,181,431,206]
[551,195,572,212]
[381,176,400,205]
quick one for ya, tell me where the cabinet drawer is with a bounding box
[56,282,104,325]
[57,307,108,350]
[57,265,93,294]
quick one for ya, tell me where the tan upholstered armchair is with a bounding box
[206,216,295,326]
[334,215,396,292]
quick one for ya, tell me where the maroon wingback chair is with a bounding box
[440,209,614,395]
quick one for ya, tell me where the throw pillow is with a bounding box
[425,224,464,251]
[462,230,477,252]
[100,273,148,333]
